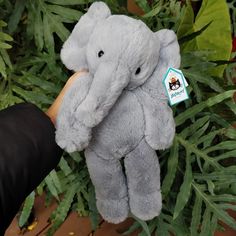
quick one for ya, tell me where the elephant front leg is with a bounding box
[55,73,93,152]
[136,89,175,150]
[125,139,162,220]
[85,148,129,223]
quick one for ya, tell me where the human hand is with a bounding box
[46,70,88,125]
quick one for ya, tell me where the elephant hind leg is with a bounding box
[124,139,162,221]
[85,148,129,224]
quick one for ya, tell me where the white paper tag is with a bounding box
[162,68,189,106]
[175,68,188,87]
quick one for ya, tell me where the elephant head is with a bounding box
[60,2,179,145]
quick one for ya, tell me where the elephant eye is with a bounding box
[135,67,141,75]
[98,50,104,58]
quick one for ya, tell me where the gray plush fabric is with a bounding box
[56,1,180,224]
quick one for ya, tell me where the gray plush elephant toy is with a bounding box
[56,1,180,224]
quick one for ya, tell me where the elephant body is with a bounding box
[56,1,180,223]
[90,90,144,158]
[85,88,162,223]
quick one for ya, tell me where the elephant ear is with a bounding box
[142,29,180,99]
[60,2,111,71]
[155,29,180,69]
[139,30,179,150]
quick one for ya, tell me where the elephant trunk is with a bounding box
[76,62,130,128]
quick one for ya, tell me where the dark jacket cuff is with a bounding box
[0,103,62,233]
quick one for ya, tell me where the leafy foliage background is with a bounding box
[0,0,236,235]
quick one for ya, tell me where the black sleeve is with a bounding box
[0,103,63,234]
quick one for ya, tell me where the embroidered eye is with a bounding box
[98,50,104,57]
[135,67,141,75]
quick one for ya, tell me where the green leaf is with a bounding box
[194,172,236,181]
[180,116,209,139]
[37,181,45,196]
[189,121,210,143]
[162,138,179,198]
[155,218,171,236]
[76,192,88,216]
[47,183,77,236]
[0,41,12,49]
[142,5,161,18]
[226,100,236,115]
[132,215,151,236]
[8,0,26,33]
[46,0,91,5]
[175,90,236,126]
[0,32,13,41]
[173,151,192,219]
[0,20,7,27]
[224,127,236,139]
[46,4,83,21]
[20,72,60,93]
[181,51,213,68]
[34,4,44,51]
[51,17,70,42]
[183,70,224,93]
[0,48,12,68]
[0,54,6,77]
[210,194,236,202]
[220,204,236,211]
[88,185,100,230]
[193,182,236,230]
[45,174,59,200]
[178,0,232,77]
[26,0,73,52]
[177,0,194,39]
[190,193,202,236]
[216,150,236,161]
[18,191,35,227]
[12,86,53,104]
[49,170,62,193]
[189,80,203,102]
[135,0,151,13]
[196,128,225,146]
[208,112,231,127]
[69,152,82,163]
[176,136,221,170]
[59,157,72,176]
[205,141,236,153]
[179,21,212,45]
[210,214,218,236]
[199,208,211,236]
[43,15,54,53]
[162,213,189,236]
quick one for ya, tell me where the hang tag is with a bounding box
[162,68,189,106]
[175,68,188,87]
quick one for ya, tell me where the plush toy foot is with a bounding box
[56,129,80,153]
[97,197,129,224]
[72,122,92,150]
[129,191,162,221]
[56,124,91,153]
